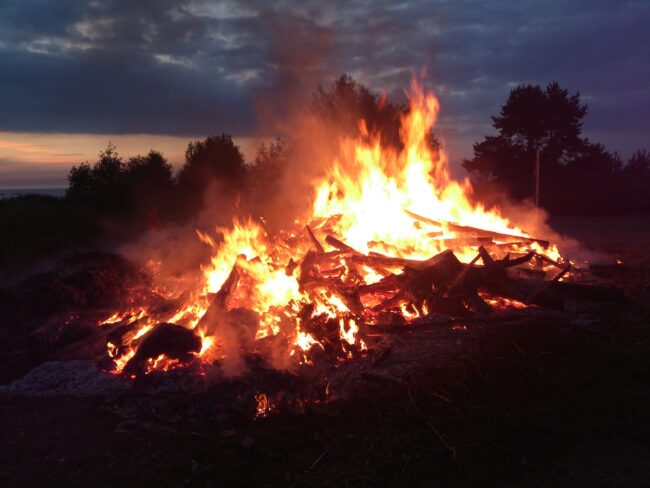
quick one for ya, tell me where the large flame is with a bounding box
[312,80,556,263]
[105,79,563,375]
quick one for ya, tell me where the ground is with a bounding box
[1,216,649,487]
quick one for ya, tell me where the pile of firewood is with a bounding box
[1,218,626,380]
[295,219,624,321]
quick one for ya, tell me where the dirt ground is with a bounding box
[1,216,649,487]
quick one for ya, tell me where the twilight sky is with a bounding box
[1,0,648,188]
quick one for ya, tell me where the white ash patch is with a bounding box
[0,360,131,397]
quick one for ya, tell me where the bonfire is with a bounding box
[45,80,620,409]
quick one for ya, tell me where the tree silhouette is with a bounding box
[125,150,174,225]
[177,135,247,191]
[66,143,178,220]
[463,82,589,202]
[125,150,174,192]
[246,138,289,215]
[313,74,441,153]
[312,75,400,147]
[176,134,247,216]
[491,83,586,159]
[91,142,125,191]
[621,150,650,213]
[626,149,650,175]
[463,82,650,214]
[250,138,288,186]
[66,142,127,211]
[66,162,94,199]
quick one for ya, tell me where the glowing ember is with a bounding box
[255,393,275,418]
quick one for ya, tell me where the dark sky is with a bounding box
[1,0,649,184]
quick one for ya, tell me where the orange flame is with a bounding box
[101,78,565,376]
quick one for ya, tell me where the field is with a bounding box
[1,216,649,487]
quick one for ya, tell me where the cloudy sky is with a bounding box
[1,0,648,187]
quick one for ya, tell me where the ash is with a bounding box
[0,360,131,397]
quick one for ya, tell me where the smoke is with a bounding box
[118,179,238,289]
[490,194,613,266]
[248,13,348,230]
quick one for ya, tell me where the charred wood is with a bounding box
[528,265,572,304]
[306,225,325,254]
[405,210,550,248]
[123,323,202,376]
[325,235,360,254]
[196,264,241,335]
[447,253,481,296]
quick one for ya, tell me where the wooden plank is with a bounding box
[405,210,550,248]
[305,225,324,253]
[196,264,240,335]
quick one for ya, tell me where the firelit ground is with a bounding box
[1,215,649,488]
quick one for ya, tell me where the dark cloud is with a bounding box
[0,0,648,160]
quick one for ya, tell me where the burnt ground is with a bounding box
[2,216,650,488]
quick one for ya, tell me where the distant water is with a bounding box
[0,187,66,199]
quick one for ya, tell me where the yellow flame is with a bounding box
[102,77,566,375]
[339,318,359,346]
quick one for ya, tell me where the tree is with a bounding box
[491,82,586,161]
[66,143,178,220]
[621,150,650,213]
[250,138,288,185]
[176,134,247,217]
[124,150,174,224]
[313,75,397,141]
[177,134,247,192]
[462,82,650,214]
[125,150,174,192]
[247,138,289,215]
[313,74,443,151]
[626,149,650,175]
[66,142,127,211]
[91,142,125,192]
[463,82,588,202]
[559,142,625,214]
[66,162,94,199]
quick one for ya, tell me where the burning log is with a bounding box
[470,247,533,304]
[341,243,566,317]
[369,250,466,314]
[447,253,481,296]
[462,293,493,316]
[356,273,403,295]
[56,320,128,361]
[347,253,427,270]
[402,250,465,291]
[325,234,361,254]
[306,225,325,253]
[528,264,572,304]
[533,252,566,270]
[299,251,322,288]
[405,210,550,248]
[350,248,463,272]
[499,251,537,268]
[122,323,202,376]
[196,264,241,335]
[322,236,392,278]
[436,237,494,247]
[56,303,168,362]
[285,258,298,276]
